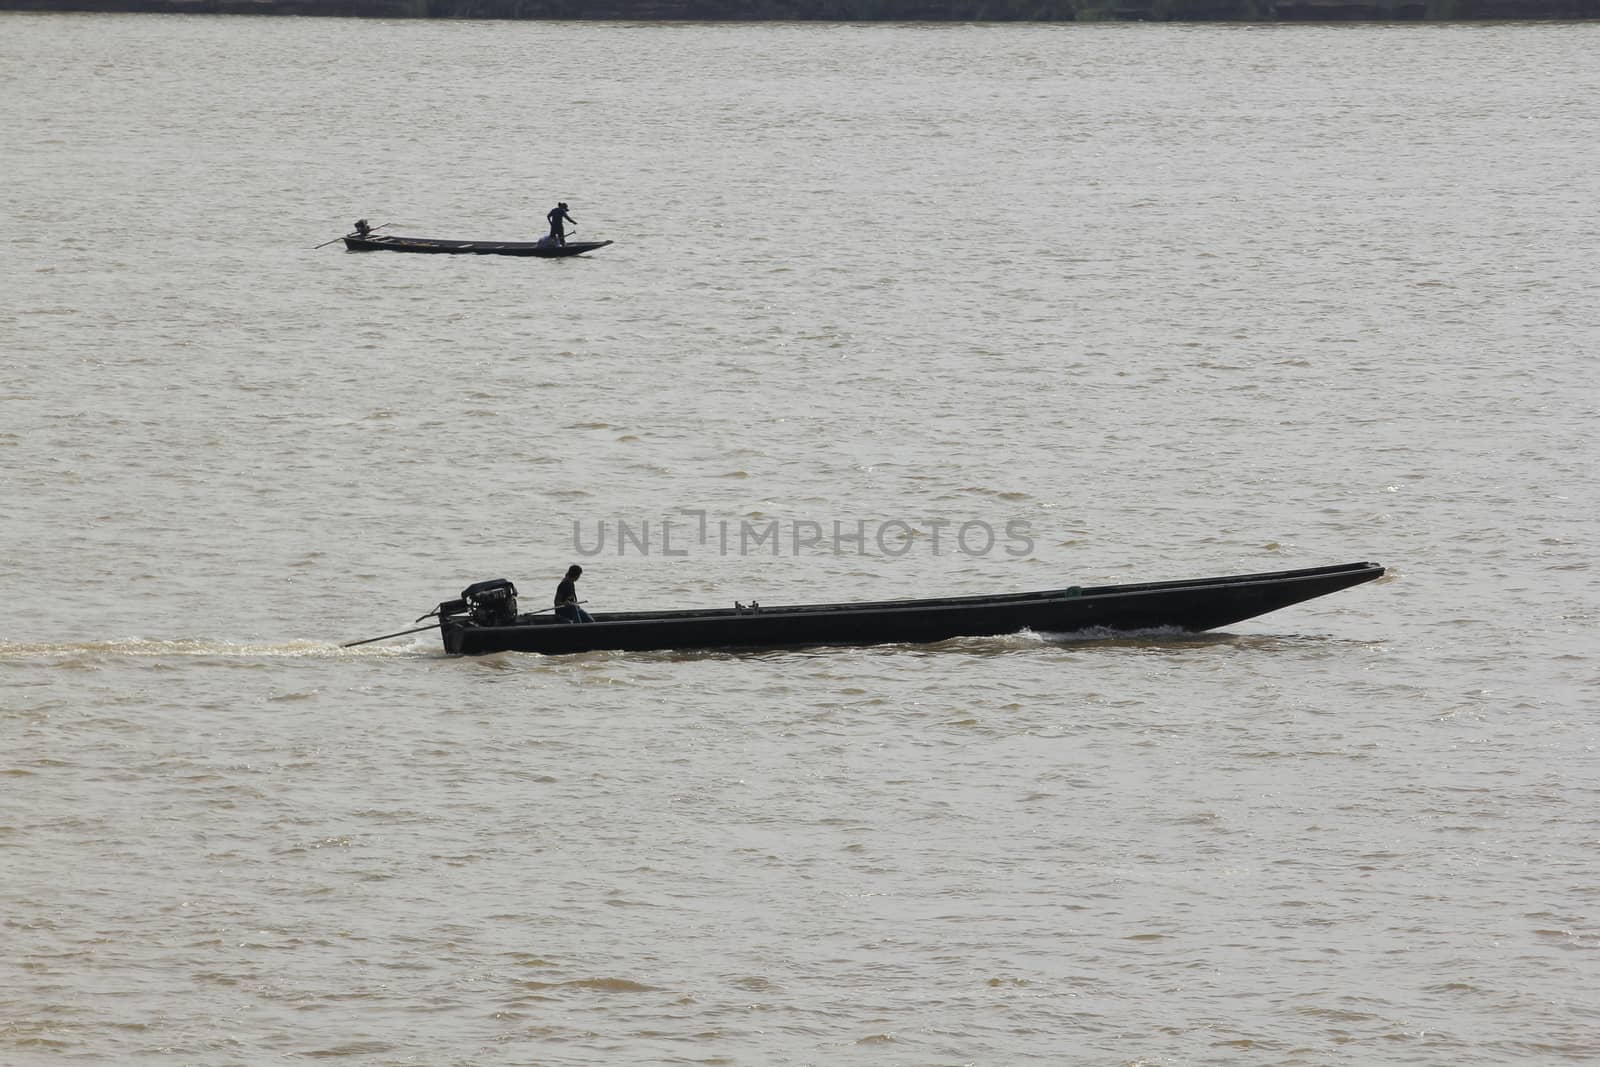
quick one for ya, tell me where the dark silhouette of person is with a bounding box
[554,564,593,623]
[546,202,575,246]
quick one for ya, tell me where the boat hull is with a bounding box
[439,562,1384,656]
[343,235,612,257]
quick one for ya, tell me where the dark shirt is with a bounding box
[554,578,577,608]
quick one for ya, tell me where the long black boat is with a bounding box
[342,234,613,257]
[409,562,1384,656]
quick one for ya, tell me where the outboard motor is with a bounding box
[459,579,519,627]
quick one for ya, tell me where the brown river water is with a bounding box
[2,13,1597,1065]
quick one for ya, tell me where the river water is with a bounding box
[3,13,1598,1065]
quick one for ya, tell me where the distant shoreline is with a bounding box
[5,0,1598,21]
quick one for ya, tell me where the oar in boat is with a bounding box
[531,601,588,617]
[314,222,392,249]
[340,602,586,648]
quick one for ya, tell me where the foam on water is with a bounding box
[0,638,424,660]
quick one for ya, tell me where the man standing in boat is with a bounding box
[554,564,593,624]
[545,202,575,247]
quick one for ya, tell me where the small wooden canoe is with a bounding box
[343,234,613,257]
[426,562,1385,656]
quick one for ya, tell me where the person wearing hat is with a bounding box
[545,202,575,246]
[554,564,593,624]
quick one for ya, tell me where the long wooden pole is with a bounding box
[314,222,391,249]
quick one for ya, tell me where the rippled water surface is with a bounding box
[2,13,1598,1065]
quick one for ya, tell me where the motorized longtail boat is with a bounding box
[322,218,611,256]
[379,563,1384,656]
[341,234,612,257]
